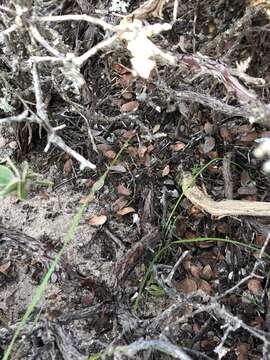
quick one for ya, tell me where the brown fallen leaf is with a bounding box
[104,150,117,159]
[204,121,214,135]
[207,151,219,159]
[118,73,135,88]
[237,343,249,360]
[183,259,191,272]
[128,146,138,158]
[190,265,201,278]
[240,170,252,186]
[219,127,231,141]
[121,100,139,113]
[197,278,212,295]
[247,278,263,296]
[117,184,131,196]
[162,164,170,177]
[63,158,73,174]
[239,130,258,143]
[232,124,252,135]
[97,143,113,153]
[117,207,136,216]
[170,142,185,151]
[175,278,198,294]
[249,316,264,329]
[113,196,128,212]
[201,264,213,280]
[0,261,11,274]
[138,145,148,159]
[112,63,129,74]
[147,144,155,153]
[122,129,137,140]
[88,215,107,226]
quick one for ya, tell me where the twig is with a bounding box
[165,250,189,286]
[173,0,179,21]
[30,56,65,63]
[176,53,257,102]
[214,323,239,355]
[31,62,96,170]
[31,34,119,66]
[161,86,252,118]
[222,153,233,199]
[73,34,119,67]
[51,324,86,360]
[29,25,65,58]
[0,110,30,124]
[0,24,18,38]
[180,171,270,217]
[104,227,125,249]
[107,338,192,360]
[35,14,116,31]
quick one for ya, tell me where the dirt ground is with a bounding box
[1,0,270,359]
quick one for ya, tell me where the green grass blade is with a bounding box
[3,141,128,360]
[0,165,15,187]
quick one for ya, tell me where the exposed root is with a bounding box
[180,171,270,217]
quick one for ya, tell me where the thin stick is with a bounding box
[31,62,96,169]
[36,14,116,31]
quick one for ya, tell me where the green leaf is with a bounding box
[0,179,18,198]
[0,165,15,188]
[34,179,54,186]
[17,181,28,200]
[91,175,105,193]
[26,172,42,180]
[147,284,165,297]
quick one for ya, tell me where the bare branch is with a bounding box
[31,62,96,170]
[107,338,192,360]
[29,25,65,58]
[73,34,119,67]
[35,14,116,32]
[0,24,18,39]
[164,88,252,118]
[0,110,29,124]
